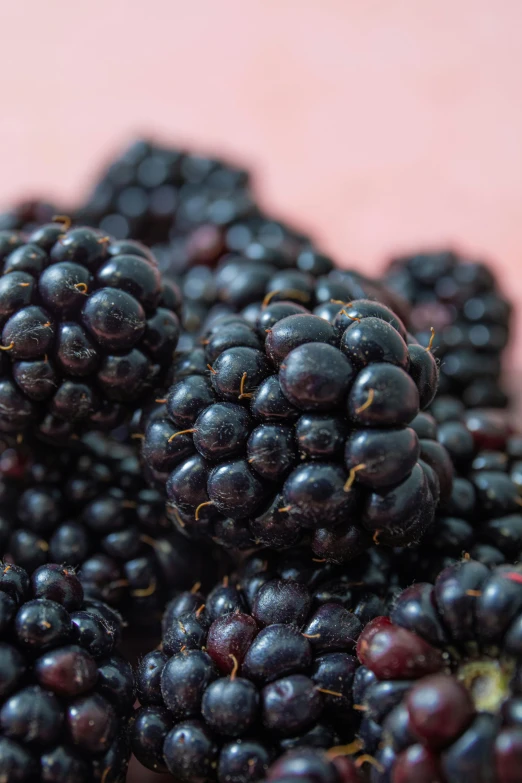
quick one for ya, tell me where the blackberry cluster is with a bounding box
[0,562,134,782]
[385,250,512,407]
[76,139,255,256]
[0,437,212,625]
[400,404,521,581]
[0,222,181,439]
[265,747,366,783]
[143,300,443,560]
[132,566,371,781]
[356,559,522,783]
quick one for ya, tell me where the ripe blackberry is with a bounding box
[0,437,214,625]
[0,561,133,781]
[356,559,522,782]
[0,200,58,233]
[0,221,180,439]
[401,406,521,582]
[145,302,442,561]
[265,747,366,783]
[385,249,512,407]
[76,139,254,255]
[131,565,374,781]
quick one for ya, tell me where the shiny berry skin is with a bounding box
[206,612,259,674]
[250,375,300,422]
[193,402,251,460]
[345,428,419,488]
[2,306,55,360]
[167,375,215,428]
[207,459,266,517]
[347,363,419,427]
[247,424,296,480]
[266,314,336,366]
[283,463,358,529]
[280,343,354,412]
[340,317,409,370]
[211,346,271,401]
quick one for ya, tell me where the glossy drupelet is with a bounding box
[0,562,134,782]
[130,555,393,782]
[0,436,214,625]
[400,406,522,582]
[355,559,522,782]
[0,222,180,439]
[143,301,442,561]
[385,249,512,408]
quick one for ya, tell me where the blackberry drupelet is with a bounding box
[401,406,521,582]
[0,561,134,782]
[0,221,181,439]
[385,249,512,408]
[131,562,379,782]
[144,300,442,561]
[0,437,213,625]
[356,559,522,782]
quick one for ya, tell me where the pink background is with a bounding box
[2,3,521,776]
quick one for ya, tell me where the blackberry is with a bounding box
[0,200,58,233]
[0,561,133,781]
[145,302,442,561]
[265,747,366,783]
[76,139,254,257]
[401,406,521,582]
[356,559,522,782]
[0,437,214,625]
[132,562,379,781]
[385,249,512,407]
[0,221,180,439]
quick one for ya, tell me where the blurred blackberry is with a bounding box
[177,251,410,342]
[266,747,366,783]
[0,436,215,626]
[385,249,512,407]
[356,559,522,782]
[131,561,373,781]
[0,221,180,439]
[76,139,254,253]
[400,406,521,582]
[143,300,443,561]
[0,561,133,782]
[0,200,58,233]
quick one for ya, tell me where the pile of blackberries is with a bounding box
[0,139,519,783]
